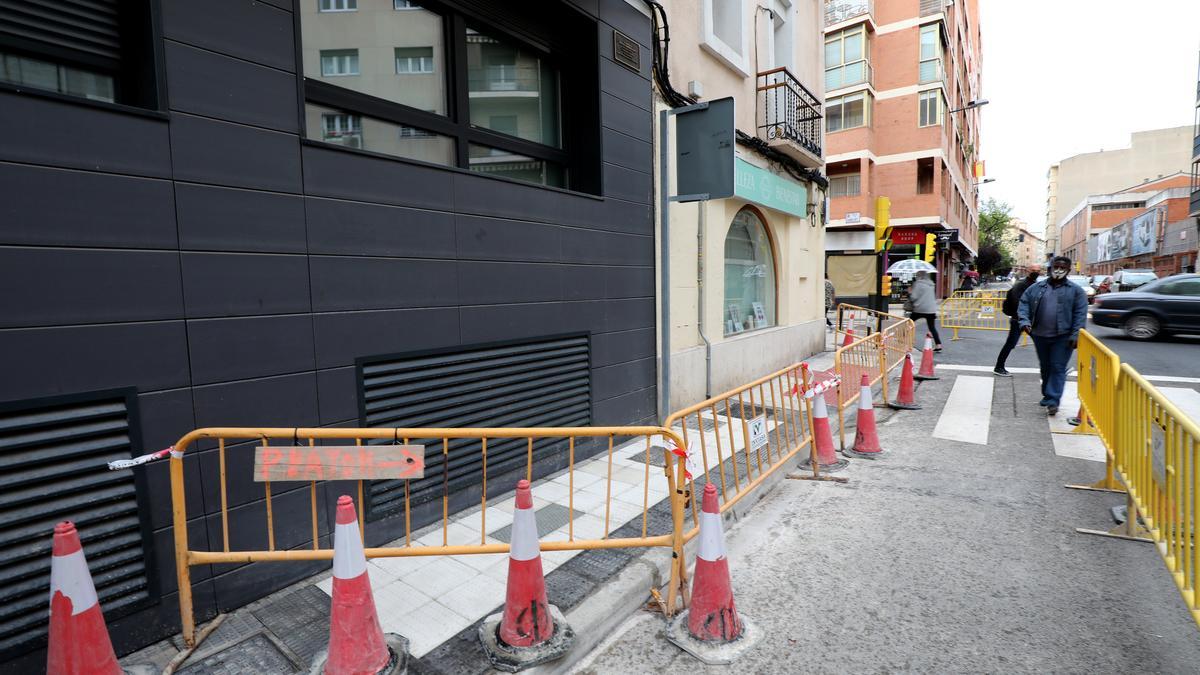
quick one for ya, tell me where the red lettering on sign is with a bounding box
[358,448,375,479]
[341,451,357,479]
[259,447,283,481]
[304,449,325,481]
[286,448,304,480]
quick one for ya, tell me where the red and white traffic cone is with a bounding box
[889,351,921,410]
[914,333,939,381]
[845,373,885,459]
[842,326,856,347]
[480,480,573,672]
[46,522,122,675]
[666,483,760,664]
[314,496,406,675]
[800,393,850,472]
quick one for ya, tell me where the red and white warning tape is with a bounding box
[107,447,180,471]
[668,443,698,480]
[791,375,841,399]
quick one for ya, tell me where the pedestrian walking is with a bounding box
[905,270,943,351]
[1018,256,1088,416]
[959,264,980,291]
[992,269,1040,376]
[825,273,836,329]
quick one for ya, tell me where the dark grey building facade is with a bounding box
[0,0,654,667]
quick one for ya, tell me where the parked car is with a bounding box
[1091,274,1200,339]
[1110,268,1158,293]
[1089,274,1110,290]
[1067,275,1097,303]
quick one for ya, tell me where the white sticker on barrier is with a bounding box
[748,415,769,452]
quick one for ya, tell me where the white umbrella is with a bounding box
[887,259,937,275]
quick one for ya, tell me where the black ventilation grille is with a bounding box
[0,1,123,67]
[0,389,153,660]
[358,335,592,520]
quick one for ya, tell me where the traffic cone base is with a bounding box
[480,480,574,672]
[665,609,763,666]
[889,352,921,410]
[799,394,850,473]
[844,374,886,459]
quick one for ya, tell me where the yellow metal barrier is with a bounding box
[1069,331,1123,492]
[835,303,910,347]
[833,333,885,450]
[1111,365,1200,628]
[169,425,689,645]
[938,295,1016,341]
[948,289,1005,300]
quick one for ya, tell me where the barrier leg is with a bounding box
[952,326,961,341]
[1075,493,1152,543]
[1065,455,1125,493]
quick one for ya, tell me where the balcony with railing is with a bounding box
[919,57,944,85]
[825,59,873,93]
[920,0,944,17]
[824,0,872,27]
[756,67,822,168]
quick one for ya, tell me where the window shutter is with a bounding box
[358,335,592,520]
[0,0,123,68]
[0,391,153,659]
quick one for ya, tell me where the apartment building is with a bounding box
[1008,218,1045,275]
[657,0,827,407]
[0,0,654,667]
[823,0,984,300]
[1045,125,1194,255]
[1191,53,1200,223]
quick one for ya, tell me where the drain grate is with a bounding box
[251,586,331,666]
[489,503,585,543]
[176,632,299,675]
[671,416,725,433]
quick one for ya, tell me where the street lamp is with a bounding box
[973,178,995,186]
[948,99,989,114]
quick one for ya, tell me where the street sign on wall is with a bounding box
[675,97,735,200]
[890,227,925,245]
[734,158,808,218]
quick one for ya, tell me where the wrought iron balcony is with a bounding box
[756,67,822,166]
[825,0,872,27]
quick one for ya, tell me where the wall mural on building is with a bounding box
[1129,210,1157,256]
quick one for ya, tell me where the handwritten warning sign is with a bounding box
[254,446,425,482]
[748,415,769,452]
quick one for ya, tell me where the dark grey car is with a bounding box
[1091,274,1200,339]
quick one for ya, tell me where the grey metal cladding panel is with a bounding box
[258,0,292,9]
[306,198,456,258]
[301,145,452,210]
[599,56,651,112]
[602,163,651,204]
[0,92,170,177]
[0,164,176,249]
[0,323,190,401]
[309,256,457,312]
[566,0,599,15]
[181,252,311,318]
[560,265,606,301]
[192,372,319,430]
[312,307,459,369]
[455,215,561,263]
[0,248,184,328]
[458,262,563,305]
[458,301,605,345]
[601,92,652,140]
[561,228,652,266]
[160,0,295,72]
[170,114,302,193]
[137,389,200,530]
[592,356,656,400]
[450,170,572,223]
[176,183,307,254]
[602,128,652,174]
[598,23,652,79]
[164,41,299,133]
[195,439,311,514]
[316,367,357,425]
[593,385,656,425]
[605,297,655,332]
[592,327,655,367]
[186,314,316,386]
[0,392,152,657]
[605,265,654,298]
[600,0,653,48]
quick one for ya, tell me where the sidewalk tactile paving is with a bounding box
[175,633,299,675]
[251,586,330,666]
[488,503,584,542]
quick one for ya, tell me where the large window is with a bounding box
[825,25,869,91]
[301,1,593,190]
[0,1,160,109]
[826,92,870,132]
[724,209,776,336]
[829,174,861,198]
[918,89,942,127]
[919,24,943,84]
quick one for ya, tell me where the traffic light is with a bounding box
[880,274,893,297]
[924,233,937,263]
[874,196,892,252]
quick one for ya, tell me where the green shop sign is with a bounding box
[733,158,807,218]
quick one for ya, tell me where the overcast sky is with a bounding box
[976,0,1200,234]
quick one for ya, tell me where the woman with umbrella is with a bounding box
[892,260,943,352]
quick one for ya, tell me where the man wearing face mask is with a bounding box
[1017,256,1088,415]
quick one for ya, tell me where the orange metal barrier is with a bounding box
[1069,330,1123,492]
[169,426,689,645]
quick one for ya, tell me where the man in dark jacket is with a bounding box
[992,269,1040,376]
[1018,256,1089,415]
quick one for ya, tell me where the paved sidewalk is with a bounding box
[571,367,1200,673]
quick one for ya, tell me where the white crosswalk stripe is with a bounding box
[932,375,993,445]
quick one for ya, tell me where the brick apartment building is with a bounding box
[822,0,983,301]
